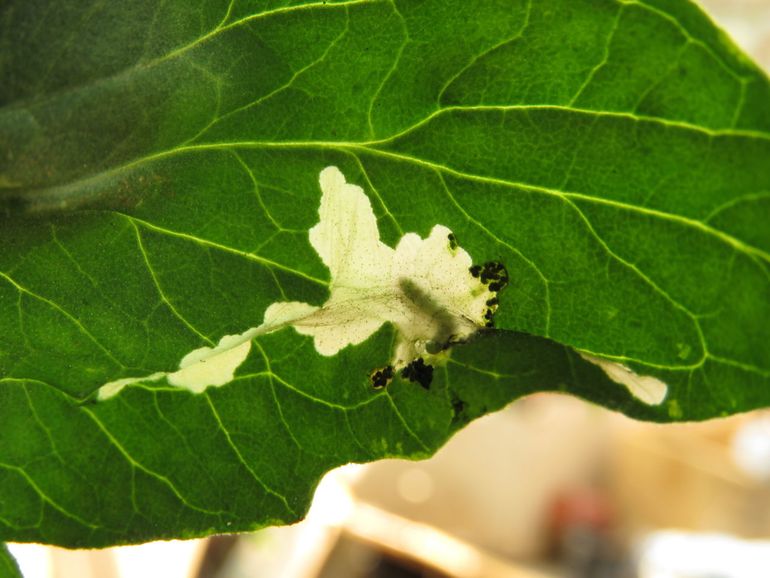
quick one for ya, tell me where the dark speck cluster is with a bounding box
[369,365,394,389]
[450,394,467,425]
[401,358,433,389]
[470,261,509,327]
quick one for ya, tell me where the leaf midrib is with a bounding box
[16,134,770,378]
[20,102,769,266]
[7,103,770,384]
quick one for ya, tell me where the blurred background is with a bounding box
[8,1,770,577]
[10,399,770,578]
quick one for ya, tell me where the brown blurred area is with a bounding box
[699,0,770,71]
[208,399,770,578]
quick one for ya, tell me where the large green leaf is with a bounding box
[1,0,768,547]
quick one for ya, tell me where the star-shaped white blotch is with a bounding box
[98,166,497,400]
[284,166,495,365]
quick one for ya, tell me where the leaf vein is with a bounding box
[435,0,533,106]
[130,221,215,346]
[82,408,229,518]
[0,270,127,369]
[567,4,624,106]
[203,393,298,517]
[0,461,101,531]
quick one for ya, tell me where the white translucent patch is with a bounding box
[294,166,491,365]
[98,166,493,399]
[580,353,668,405]
[167,334,252,393]
[98,372,165,399]
[97,304,321,400]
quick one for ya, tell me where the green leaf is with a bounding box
[1,0,768,547]
[0,544,21,578]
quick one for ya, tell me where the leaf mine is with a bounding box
[580,353,668,405]
[99,166,498,399]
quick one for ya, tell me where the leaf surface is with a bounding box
[0,544,20,578]
[1,0,769,546]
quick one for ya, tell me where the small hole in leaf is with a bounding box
[370,365,394,389]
